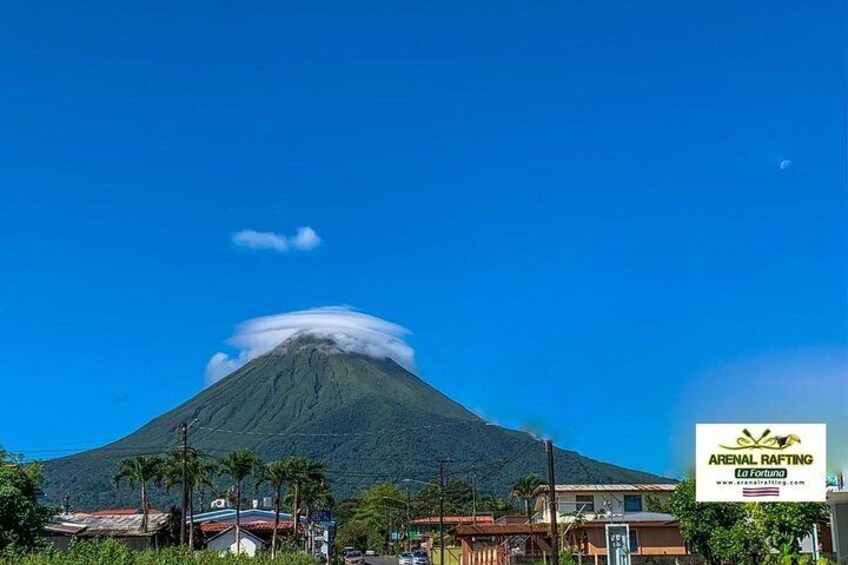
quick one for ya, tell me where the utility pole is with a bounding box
[180,422,188,546]
[405,481,412,552]
[471,473,477,523]
[438,458,449,565]
[545,440,559,565]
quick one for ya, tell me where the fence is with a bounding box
[459,545,506,565]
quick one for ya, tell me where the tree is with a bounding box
[0,448,53,551]
[256,458,327,558]
[511,473,543,522]
[218,449,261,555]
[759,502,827,562]
[281,457,326,539]
[345,483,408,553]
[412,479,474,517]
[113,455,164,533]
[667,479,749,565]
[667,479,826,565]
[296,478,334,552]
[162,449,216,548]
[478,494,515,515]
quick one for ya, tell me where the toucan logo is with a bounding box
[720,428,801,451]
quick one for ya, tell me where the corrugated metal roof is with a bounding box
[409,515,495,525]
[56,512,169,536]
[455,523,550,536]
[576,512,678,527]
[539,484,676,493]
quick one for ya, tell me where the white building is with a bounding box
[205,526,268,557]
[535,484,677,523]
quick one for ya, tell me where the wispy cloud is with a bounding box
[204,306,414,385]
[231,227,321,253]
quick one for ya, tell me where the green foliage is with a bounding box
[668,479,748,565]
[412,480,473,517]
[0,538,320,565]
[759,502,827,559]
[0,448,54,552]
[668,479,827,565]
[336,483,406,551]
[510,474,543,520]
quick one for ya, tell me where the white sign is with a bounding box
[695,423,826,502]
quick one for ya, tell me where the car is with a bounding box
[399,552,414,565]
[412,551,430,565]
[345,550,365,565]
[365,550,379,557]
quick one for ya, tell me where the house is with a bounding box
[192,508,302,553]
[535,484,676,523]
[44,510,170,550]
[535,485,692,564]
[205,526,268,556]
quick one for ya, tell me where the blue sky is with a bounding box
[0,1,845,477]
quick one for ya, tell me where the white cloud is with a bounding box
[231,227,321,253]
[291,226,321,250]
[204,306,415,385]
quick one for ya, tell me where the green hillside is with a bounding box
[42,335,670,510]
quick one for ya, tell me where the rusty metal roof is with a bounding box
[455,523,550,536]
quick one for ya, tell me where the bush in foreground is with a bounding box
[1,539,320,565]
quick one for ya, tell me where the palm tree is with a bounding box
[291,476,333,552]
[113,455,164,533]
[218,449,261,555]
[511,473,544,523]
[163,449,217,548]
[254,459,293,558]
[283,457,327,540]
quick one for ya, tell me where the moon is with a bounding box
[779,159,792,170]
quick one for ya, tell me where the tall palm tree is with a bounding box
[218,449,261,555]
[284,457,327,539]
[254,459,293,558]
[290,476,333,552]
[163,449,217,548]
[113,455,164,533]
[511,473,544,523]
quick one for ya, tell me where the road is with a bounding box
[366,556,397,565]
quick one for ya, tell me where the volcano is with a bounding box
[42,334,670,510]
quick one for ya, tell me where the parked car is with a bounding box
[399,552,414,565]
[345,551,365,565]
[365,550,379,557]
[412,551,430,565]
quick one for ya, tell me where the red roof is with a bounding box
[409,515,495,526]
[199,520,295,533]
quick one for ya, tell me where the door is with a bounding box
[605,524,630,565]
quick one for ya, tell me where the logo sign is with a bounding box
[696,424,826,502]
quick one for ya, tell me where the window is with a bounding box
[623,495,642,512]
[575,495,594,513]
[629,529,639,553]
